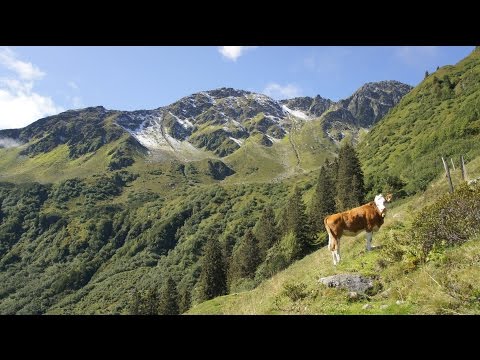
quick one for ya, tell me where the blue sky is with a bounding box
[0,46,475,129]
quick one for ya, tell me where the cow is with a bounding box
[324,193,393,265]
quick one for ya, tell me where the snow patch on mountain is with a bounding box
[229,137,243,146]
[281,105,310,120]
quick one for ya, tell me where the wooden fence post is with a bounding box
[442,157,454,193]
[450,158,456,171]
[461,155,467,182]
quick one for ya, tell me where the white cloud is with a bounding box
[0,47,63,130]
[68,81,79,90]
[262,83,302,99]
[218,46,258,61]
[0,137,22,148]
[395,46,438,65]
[0,47,45,81]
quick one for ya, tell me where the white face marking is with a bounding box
[374,194,386,213]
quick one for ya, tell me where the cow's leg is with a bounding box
[335,238,341,264]
[366,232,372,251]
[330,234,338,266]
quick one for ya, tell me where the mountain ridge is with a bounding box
[0,80,412,172]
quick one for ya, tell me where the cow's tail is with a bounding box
[324,216,335,251]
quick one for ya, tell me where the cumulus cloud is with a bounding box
[218,46,258,61]
[262,83,302,99]
[0,137,22,148]
[0,47,63,130]
[0,47,45,81]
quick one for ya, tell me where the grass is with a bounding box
[187,163,480,315]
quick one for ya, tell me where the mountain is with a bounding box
[0,81,411,184]
[358,48,480,196]
[319,80,413,142]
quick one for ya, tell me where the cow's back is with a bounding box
[325,202,384,237]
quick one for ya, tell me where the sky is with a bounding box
[0,46,475,130]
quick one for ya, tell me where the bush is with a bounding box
[282,282,308,302]
[412,184,480,262]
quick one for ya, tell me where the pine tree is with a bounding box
[158,276,179,315]
[336,142,365,211]
[228,229,261,285]
[310,162,336,240]
[278,186,310,260]
[254,206,279,260]
[145,288,159,315]
[198,238,227,302]
[128,288,142,315]
[178,286,191,314]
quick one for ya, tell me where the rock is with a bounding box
[348,291,359,300]
[318,273,374,293]
[380,304,389,310]
[396,300,405,305]
[362,304,372,310]
[378,288,392,298]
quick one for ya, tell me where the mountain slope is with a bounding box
[0,82,411,184]
[358,48,480,195]
[187,159,480,315]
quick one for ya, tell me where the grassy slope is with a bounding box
[358,48,480,195]
[187,158,480,315]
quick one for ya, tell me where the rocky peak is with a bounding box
[205,87,252,99]
[342,80,413,127]
[280,95,334,117]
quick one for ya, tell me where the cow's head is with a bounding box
[374,194,388,217]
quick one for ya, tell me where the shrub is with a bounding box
[282,282,308,302]
[411,183,480,262]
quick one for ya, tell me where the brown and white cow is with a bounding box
[324,193,392,265]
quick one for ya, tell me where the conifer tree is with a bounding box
[228,229,260,285]
[145,288,159,315]
[198,238,227,302]
[178,286,191,314]
[158,276,179,315]
[336,142,365,211]
[278,186,310,260]
[310,162,336,240]
[254,206,279,259]
[128,288,142,315]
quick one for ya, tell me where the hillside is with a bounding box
[188,158,480,315]
[359,48,480,196]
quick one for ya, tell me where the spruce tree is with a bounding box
[335,142,365,211]
[128,288,142,315]
[278,186,310,260]
[158,276,179,315]
[178,286,191,314]
[228,229,261,285]
[310,163,336,240]
[198,238,227,302]
[254,206,279,260]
